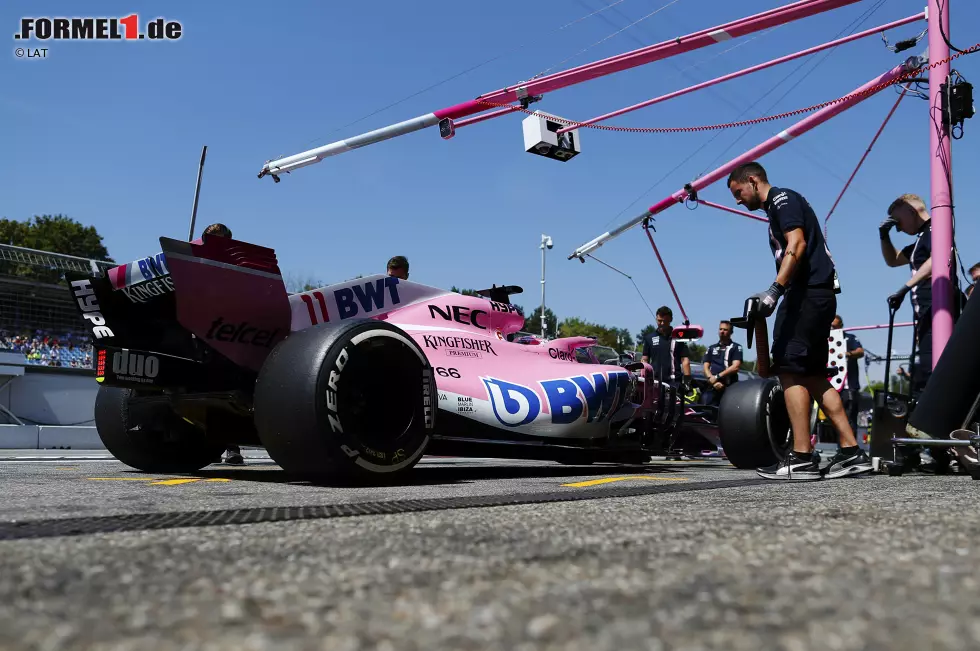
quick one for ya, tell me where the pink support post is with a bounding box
[697,199,769,223]
[558,12,924,134]
[928,0,954,365]
[260,0,862,179]
[643,223,689,324]
[843,323,914,332]
[569,58,920,260]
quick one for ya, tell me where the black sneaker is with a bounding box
[821,448,872,479]
[756,451,822,481]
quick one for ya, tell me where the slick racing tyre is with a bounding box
[717,378,791,469]
[94,386,225,473]
[254,318,436,482]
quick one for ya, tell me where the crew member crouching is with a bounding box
[702,320,743,406]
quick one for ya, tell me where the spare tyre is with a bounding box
[717,378,791,469]
[253,318,436,481]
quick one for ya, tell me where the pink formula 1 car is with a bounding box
[66,235,730,481]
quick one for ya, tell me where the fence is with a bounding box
[0,244,115,369]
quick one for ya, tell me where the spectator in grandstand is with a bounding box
[386,256,409,280]
[201,223,245,466]
[701,320,743,406]
[831,315,864,435]
[640,306,692,391]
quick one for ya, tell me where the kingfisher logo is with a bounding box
[14,15,183,41]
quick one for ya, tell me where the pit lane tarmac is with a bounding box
[4,450,980,650]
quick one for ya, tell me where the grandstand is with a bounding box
[0,244,115,369]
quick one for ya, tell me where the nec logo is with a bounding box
[428,304,489,330]
[335,277,401,319]
[206,317,281,347]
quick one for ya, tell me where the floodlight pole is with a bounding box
[540,234,552,338]
[187,145,207,241]
[928,0,954,365]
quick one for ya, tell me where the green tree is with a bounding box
[558,317,622,348]
[520,306,559,339]
[637,324,656,346]
[741,360,757,373]
[450,286,481,297]
[0,214,113,283]
[687,343,707,362]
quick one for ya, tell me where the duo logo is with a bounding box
[483,370,632,427]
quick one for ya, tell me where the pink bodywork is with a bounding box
[287,275,647,440]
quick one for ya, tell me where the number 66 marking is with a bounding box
[300,291,329,325]
[435,367,461,378]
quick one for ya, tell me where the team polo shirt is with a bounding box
[763,187,838,291]
[844,332,862,390]
[901,221,932,317]
[704,341,743,381]
[642,332,689,383]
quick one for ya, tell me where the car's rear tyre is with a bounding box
[717,378,791,469]
[253,319,436,482]
[94,386,224,473]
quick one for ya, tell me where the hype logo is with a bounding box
[482,377,540,427]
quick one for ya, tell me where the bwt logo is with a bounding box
[14,15,182,41]
[335,277,401,319]
[137,253,168,281]
[482,371,632,427]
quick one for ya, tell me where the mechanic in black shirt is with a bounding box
[727,162,870,480]
[701,320,743,407]
[879,194,933,397]
[640,305,692,392]
[831,315,864,435]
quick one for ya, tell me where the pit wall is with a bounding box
[0,351,103,449]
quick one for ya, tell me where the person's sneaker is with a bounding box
[224,451,245,465]
[821,448,872,479]
[756,451,823,481]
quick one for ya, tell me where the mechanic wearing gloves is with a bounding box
[727,162,870,481]
[701,320,743,407]
[640,306,692,393]
[878,194,934,397]
[201,222,245,466]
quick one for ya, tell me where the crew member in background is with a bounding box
[387,256,409,280]
[967,262,980,299]
[879,194,933,398]
[701,320,743,406]
[641,306,692,392]
[831,315,864,435]
[201,222,244,466]
[727,161,870,480]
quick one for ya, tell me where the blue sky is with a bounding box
[3,0,979,385]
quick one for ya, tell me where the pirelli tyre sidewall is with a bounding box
[254,318,436,480]
[717,378,791,469]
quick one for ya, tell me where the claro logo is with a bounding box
[70,279,114,339]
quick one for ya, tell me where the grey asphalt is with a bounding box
[2,451,979,650]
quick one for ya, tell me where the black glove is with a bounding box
[879,217,897,239]
[682,375,692,393]
[750,282,785,318]
[887,284,910,310]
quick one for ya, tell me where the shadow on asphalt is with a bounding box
[124,459,737,489]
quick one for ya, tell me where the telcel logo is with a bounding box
[205,317,280,347]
